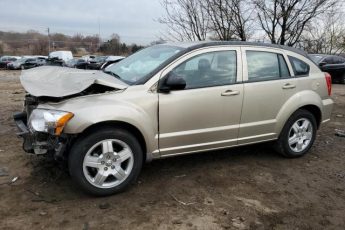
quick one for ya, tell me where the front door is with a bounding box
[158,48,243,156]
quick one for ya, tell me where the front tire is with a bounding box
[68,128,143,196]
[275,109,317,158]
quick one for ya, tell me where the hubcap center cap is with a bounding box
[105,160,112,167]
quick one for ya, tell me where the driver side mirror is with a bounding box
[159,72,186,93]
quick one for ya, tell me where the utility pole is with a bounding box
[98,17,101,50]
[47,27,51,53]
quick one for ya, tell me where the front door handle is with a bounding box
[221,90,240,96]
[282,83,296,89]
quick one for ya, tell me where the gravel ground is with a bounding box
[0,70,344,230]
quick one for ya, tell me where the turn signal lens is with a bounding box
[55,112,74,135]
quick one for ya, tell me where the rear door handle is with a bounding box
[221,90,240,96]
[282,83,296,89]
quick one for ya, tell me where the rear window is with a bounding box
[246,51,291,81]
[288,56,310,76]
[334,56,345,64]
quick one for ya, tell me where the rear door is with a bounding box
[238,47,296,144]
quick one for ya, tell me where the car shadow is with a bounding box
[24,141,284,199]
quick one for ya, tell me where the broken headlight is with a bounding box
[28,109,74,135]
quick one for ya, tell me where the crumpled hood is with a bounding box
[20,66,128,97]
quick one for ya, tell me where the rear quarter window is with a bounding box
[288,56,310,76]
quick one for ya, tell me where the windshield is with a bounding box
[104,45,184,84]
[93,56,107,62]
[14,58,27,64]
[309,54,326,63]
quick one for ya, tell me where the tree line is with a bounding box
[159,0,345,54]
[0,30,144,56]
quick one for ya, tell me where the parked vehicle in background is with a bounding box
[21,57,46,69]
[48,51,73,66]
[100,56,125,69]
[310,54,345,84]
[81,55,96,62]
[74,59,89,69]
[66,58,89,69]
[87,56,107,69]
[0,56,20,69]
[88,56,125,70]
[65,58,77,68]
[8,57,47,70]
[7,58,28,70]
[14,42,333,196]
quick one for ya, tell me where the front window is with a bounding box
[15,58,27,64]
[104,45,184,85]
[169,50,237,89]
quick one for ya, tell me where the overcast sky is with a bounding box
[0,0,167,45]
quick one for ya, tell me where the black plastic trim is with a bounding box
[13,112,29,136]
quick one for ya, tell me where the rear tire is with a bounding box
[68,128,143,196]
[275,109,317,158]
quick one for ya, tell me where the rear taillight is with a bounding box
[325,72,332,96]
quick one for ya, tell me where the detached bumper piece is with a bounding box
[13,111,34,153]
[13,111,70,158]
[13,112,29,136]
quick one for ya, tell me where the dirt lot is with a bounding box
[0,70,344,230]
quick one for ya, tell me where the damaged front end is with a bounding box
[13,66,128,159]
[13,94,74,159]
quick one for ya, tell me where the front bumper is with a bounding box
[13,111,70,158]
[7,65,19,70]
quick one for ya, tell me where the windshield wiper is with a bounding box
[103,70,122,80]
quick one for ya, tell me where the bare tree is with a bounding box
[32,40,48,55]
[300,8,345,54]
[253,0,337,46]
[231,0,254,41]
[204,0,253,41]
[159,0,208,41]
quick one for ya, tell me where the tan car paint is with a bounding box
[238,46,297,144]
[39,45,333,161]
[158,47,243,156]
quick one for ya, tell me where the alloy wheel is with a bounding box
[288,118,313,153]
[82,139,134,188]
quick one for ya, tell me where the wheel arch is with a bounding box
[70,120,149,163]
[275,90,324,135]
[298,104,322,129]
[276,103,322,136]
